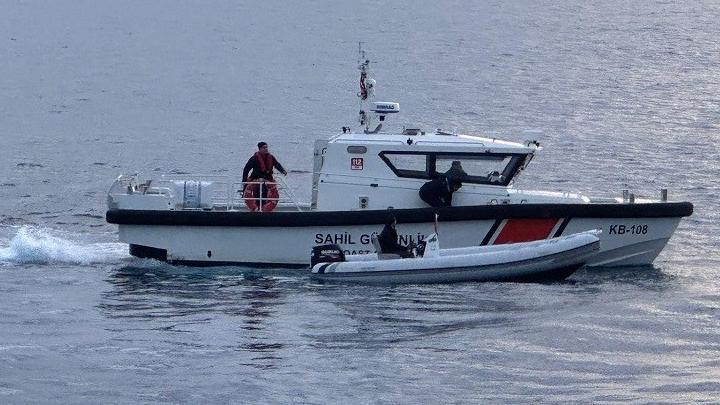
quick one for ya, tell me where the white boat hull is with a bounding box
[111,205,687,268]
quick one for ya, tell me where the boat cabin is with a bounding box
[311,131,540,211]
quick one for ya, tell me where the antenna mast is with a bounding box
[357,43,373,132]
[355,43,399,134]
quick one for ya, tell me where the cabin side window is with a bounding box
[379,151,527,185]
[379,152,429,179]
[434,155,522,185]
[347,146,367,154]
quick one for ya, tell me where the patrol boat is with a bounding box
[106,49,693,267]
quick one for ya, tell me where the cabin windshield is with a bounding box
[379,152,528,186]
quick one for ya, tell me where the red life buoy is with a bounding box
[243,181,279,212]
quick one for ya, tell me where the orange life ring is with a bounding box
[243,181,279,212]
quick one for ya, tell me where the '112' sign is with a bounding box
[351,158,363,170]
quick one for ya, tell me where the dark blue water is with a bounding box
[2,0,719,402]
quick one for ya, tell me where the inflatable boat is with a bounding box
[310,230,600,284]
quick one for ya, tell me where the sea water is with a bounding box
[1,1,719,403]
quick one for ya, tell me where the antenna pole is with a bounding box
[357,42,373,132]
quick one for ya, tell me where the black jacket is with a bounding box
[378,224,404,253]
[419,177,454,207]
[243,153,286,182]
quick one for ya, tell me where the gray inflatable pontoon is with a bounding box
[311,230,600,284]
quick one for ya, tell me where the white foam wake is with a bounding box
[0,226,128,265]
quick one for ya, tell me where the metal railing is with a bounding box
[110,173,307,212]
[229,176,304,212]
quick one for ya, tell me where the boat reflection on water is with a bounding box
[302,283,528,349]
[571,264,675,291]
[99,264,303,370]
[97,261,674,363]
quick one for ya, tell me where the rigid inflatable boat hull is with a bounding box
[311,232,600,284]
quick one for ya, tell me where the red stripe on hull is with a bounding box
[493,218,559,244]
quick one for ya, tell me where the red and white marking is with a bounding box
[488,218,567,245]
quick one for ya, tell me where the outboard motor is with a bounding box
[310,244,346,267]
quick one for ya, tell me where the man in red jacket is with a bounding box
[243,142,287,182]
[242,142,287,208]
